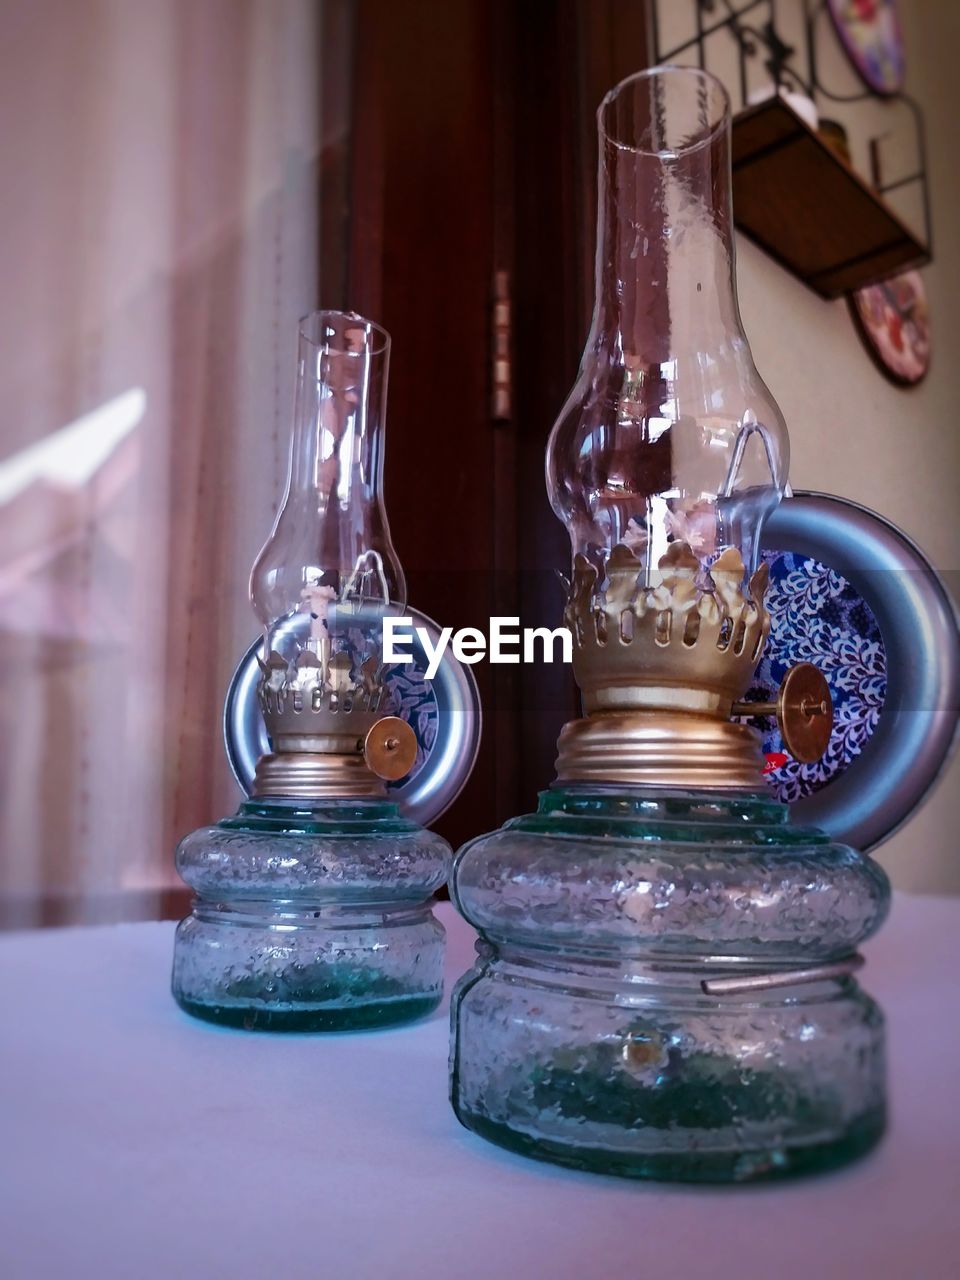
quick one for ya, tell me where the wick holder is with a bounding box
[557,542,773,789]
[251,644,415,799]
[566,543,770,716]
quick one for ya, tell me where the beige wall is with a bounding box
[656,0,959,889]
[733,2,959,891]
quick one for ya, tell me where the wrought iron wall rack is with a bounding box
[651,0,932,298]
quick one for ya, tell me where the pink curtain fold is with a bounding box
[0,0,325,925]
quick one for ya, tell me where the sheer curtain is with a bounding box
[0,0,327,925]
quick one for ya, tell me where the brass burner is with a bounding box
[252,643,417,799]
[555,540,832,789]
[564,543,770,717]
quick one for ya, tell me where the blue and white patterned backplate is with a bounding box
[749,552,887,805]
[759,491,958,852]
[383,662,439,784]
[340,624,440,785]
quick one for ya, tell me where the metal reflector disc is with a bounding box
[223,605,482,827]
[760,492,959,852]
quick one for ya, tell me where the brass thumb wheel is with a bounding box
[363,716,419,781]
[733,662,834,764]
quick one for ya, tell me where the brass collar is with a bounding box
[554,710,768,792]
[251,751,387,800]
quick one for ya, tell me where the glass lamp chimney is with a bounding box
[547,66,789,581]
[250,310,405,662]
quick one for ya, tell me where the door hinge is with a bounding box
[491,269,512,423]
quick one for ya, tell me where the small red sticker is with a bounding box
[763,753,789,774]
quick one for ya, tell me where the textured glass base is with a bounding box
[173,797,451,1033]
[450,957,886,1183]
[449,786,891,1183]
[173,905,445,1033]
[456,1105,885,1184]
[175,989,440,1033]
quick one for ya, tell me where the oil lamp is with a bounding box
[172,310,454,1031]
[449,67,891,1180]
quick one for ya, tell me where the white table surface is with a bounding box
[3,894,959,1280]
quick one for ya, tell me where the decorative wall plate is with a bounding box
[849,269,930,386]
[760,492,958,852]
[224,605,482,827]
[826,0,905,96]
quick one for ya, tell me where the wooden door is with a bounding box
[325,0,652,846]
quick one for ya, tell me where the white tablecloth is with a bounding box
[3,895,959,1280]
